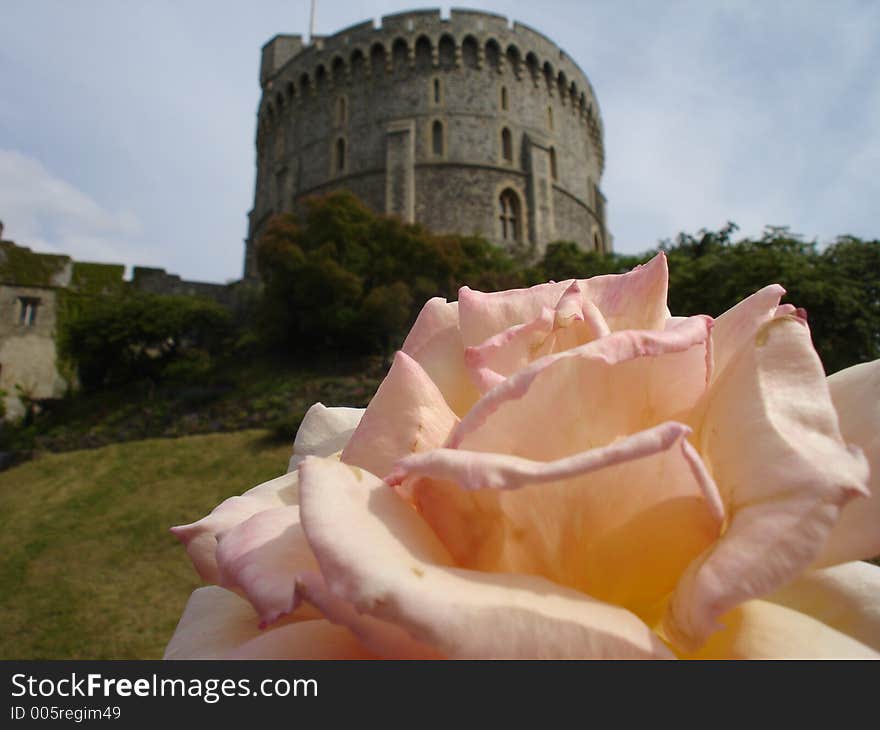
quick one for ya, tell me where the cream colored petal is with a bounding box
[296,571,444,659]
[401,296,459,353]
[816,359,880,565]
[578,251,669,332]
[402,297,478,416]
[164,586,374,659]
[214,505,319,626]
[341,351,458,479]
[710,284,787,384]
[390,422,722,615]
[298,457,674,659]
[287,402,364,473]
[458,280,574,348]
[667,315,870,651]
[463,306,556,393]
[449,315,713,460]
[170,471,299,583]
[685,599,878,659]
[764,562,880,651]
[225,620,375,659]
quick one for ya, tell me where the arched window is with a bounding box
[415,36,432,71]
[500,86,508,111]
[315,65,327,91]
[526,52,539,82]
[506,45,521,77]
[462,36,479,68]
[501,127,512,163]
[550,146,558,180]
[370,44,386,77]
[485,40,501,72]
[350,49,366,79]
[335,137,346,173]
[432,120,444,156]
[392,38,408,73]
[498,189,521,242]
[331,56,346,85]
[438,35,455,69]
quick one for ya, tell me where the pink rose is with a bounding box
[166,254,880,658]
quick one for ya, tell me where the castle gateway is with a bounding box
[244,8,609,279]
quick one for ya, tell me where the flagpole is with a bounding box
[309,0,317,43]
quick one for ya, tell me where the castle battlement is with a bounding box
[246,7,609,279]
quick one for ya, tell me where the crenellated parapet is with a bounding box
[257,9,605,170]
[245,8,611,279]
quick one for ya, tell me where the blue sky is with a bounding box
[1,1,878,283]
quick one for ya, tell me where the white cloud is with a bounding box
[0,149,156,268]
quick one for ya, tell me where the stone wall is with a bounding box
[131,267,235,307]
[245,8,610,279]
[0,284,67,420]
[0,240,236,420]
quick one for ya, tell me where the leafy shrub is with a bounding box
[59,293,233,390]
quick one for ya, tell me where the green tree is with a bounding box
[255,191,520,356]
[60,293,232,390]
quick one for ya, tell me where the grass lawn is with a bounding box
[0,430,291,659]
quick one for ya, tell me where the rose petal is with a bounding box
[449,315,713,459]
[685,598,878,659]
[667,315,870,651]
[298,457,674,659]
[225,620,374,660]
[709,284,787,384]
[287,403,364,473]
[764,561,880,651]
[295,571,444,659]
[458,280,573,349]
[401,296,458,354]
[341,351,458,479]
[463,281,625,393]
[390,422,722,615]
[215,505,319,626]
[164,586,373,659]
[402,297,478,416]
[463,306,556,393]
[171,471,299,583]
[816,359,880,565]
[457,253,669,352]
[577,252,669,332]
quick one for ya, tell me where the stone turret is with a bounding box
[245,8,610,279]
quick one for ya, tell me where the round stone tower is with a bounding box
[244,8,609,279]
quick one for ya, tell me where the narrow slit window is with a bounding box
[432,120,444,156]
[501,86,508,111]
[501,127,512,162]
[550,146,558,180]
[335,137,346,172]
[433,78,441,104]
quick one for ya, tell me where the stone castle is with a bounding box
[245,8,609,279]
[1,8,611,420]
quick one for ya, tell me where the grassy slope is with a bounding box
[0,430,291,659]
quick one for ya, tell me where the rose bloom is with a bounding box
[166,254,880,659]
